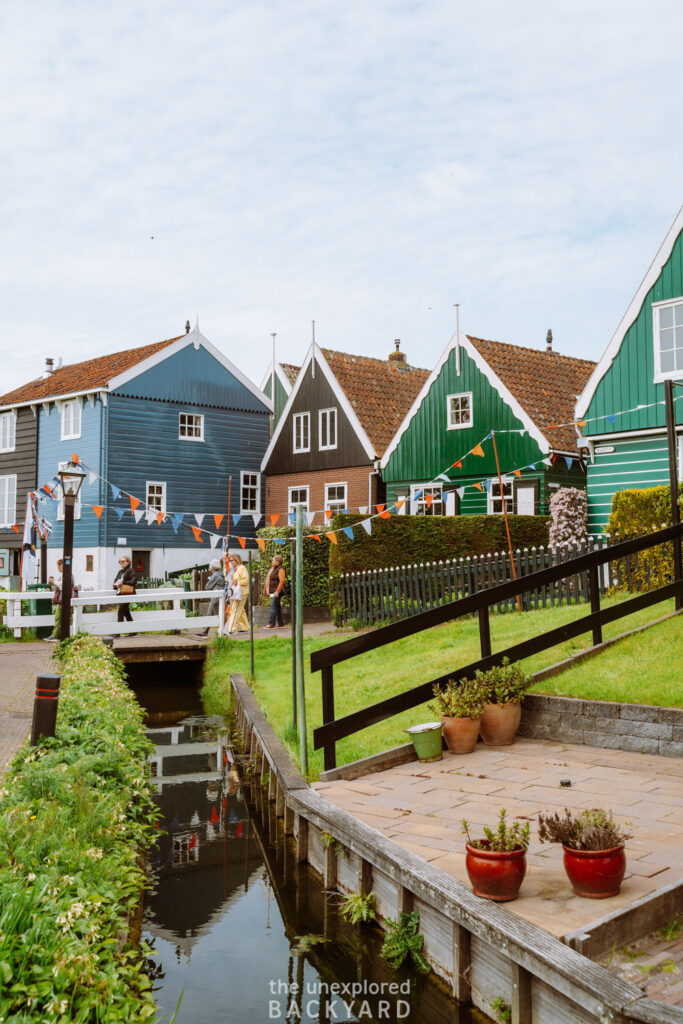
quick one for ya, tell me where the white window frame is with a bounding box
[57,461,82,521]
[653,298,683,383]
[0,474,17,527]
[410,483,444,516]
[487,477,514,515]
[178,412,204,441]
[293,412,310,453]
[446,391,473,430]
[324,481,347,515]
[318,407,338,451]
[60,399,82,441]
[240,471,261,515]
[288,485,310,514]
[146,481,167,513]
[0,411,16,453]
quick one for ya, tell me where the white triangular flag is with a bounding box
[89,470,98,485]
[457,487,465,499]
[251,513,262,527]
[194,513,204,527]
[134,509,145,523]
[358,506,368,515]
[210,533,220,548]
[360,519,372,535]
[306,511,316,526]
[146,509,156,525]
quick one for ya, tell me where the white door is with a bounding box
[516,486,536,515]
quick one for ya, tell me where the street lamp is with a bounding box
[57,459,86,641]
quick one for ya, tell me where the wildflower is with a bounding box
[84,847,103,860]
[27,872,36,882]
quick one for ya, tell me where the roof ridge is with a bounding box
[321,346,430,372]
[467,335,596,367]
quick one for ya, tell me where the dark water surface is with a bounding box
[136,692,491,1024]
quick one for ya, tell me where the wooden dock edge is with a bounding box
[230,673,682,1024]
[564,879,683,960]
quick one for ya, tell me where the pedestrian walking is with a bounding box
[264,554,286,629]
[201,558,225,636]
[45,558,79,640]
[226,554,249,633]
[113,554,137,633]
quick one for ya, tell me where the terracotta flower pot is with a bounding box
[465,842,527,901]
[479,702,521,745]
[562,844,626,898]
[440,715,480,753]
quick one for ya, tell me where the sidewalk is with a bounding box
[0,642,56,772]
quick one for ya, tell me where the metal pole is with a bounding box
[295,504,308,776]
[490,431,522,612]
[60,494,75,641]
[290,539,297,730]
[31,673,61,744]
[248,549,254,677]
[664,379,682,611]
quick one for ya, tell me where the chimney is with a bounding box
[185,320,191,334]
[546,329,553,352]
[44,358,54,377]
[388,339,407,365]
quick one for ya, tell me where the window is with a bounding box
[653,299,683,381]
[293,412,310,453]
[411,484,444,515]
[288,486,309,513]
[488,478,514,515]
[179,412,204,441]
[318,407,337,450]
[60,400,81,440]
[57,462,81,520]
[0,475,17,527]
[85,555,94,572]
[447,392,473,430]
[241,471,261,514]
[0,411,16,452]
[146,481,166,513]
[324,482,347,515]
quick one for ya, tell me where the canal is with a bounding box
[133,678,492,1024]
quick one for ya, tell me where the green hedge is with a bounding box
[0,635,159,1023]
[256,525,330,607]
[607,484,681,592]
[328,513,550,575]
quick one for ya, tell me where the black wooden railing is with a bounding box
[311,523,683,771]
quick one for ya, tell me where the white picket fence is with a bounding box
[2,588,227,638]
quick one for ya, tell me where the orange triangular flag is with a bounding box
[11,524,19,533]
[425,494,433,509]
[237,536,246,549]
[577,420,587,428]
[270,513,280,526]
[191,526,203,543]
[513,470,522,478]
[395,498,405,511]
[130,495,141,513]
[375,504,385,514]
[156,512,164,525]
[473,482,483,491]
[256,538,266,552]
[92,505,104,519]
[309,533,322,543]
[213,514,224,531]
[471,444,485,457]
[379,509,391,519]
[325,531,338,545]
[324,509,333,521]
[71,453,80,464]
[452,460,462,469]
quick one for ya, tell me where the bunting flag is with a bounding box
[20,495,37,587]
[273,537,286,545]
[482,479,491,492]
[395,498,405,511]
[565,457,573,470]
[456,487,465,499]
[213,514,224,531]
[288,513,296,525]
[550,453,557,464]
[342,526,354,540]
[209,533,221,548]
[130,495,141,513]
[471,444,485,457]
[111,484,121,501]
[513,469,522,478]
[232,514,242,526]
[576,420,587,428]
[191,526,203,543]
[542,457,553,467]
[114,507,125,521]
[194,513,204,527]
[358,506,368,515]
[360,519,372,535]
[413,489,423,501]
[270,513,280,526]
[92,505,104,519]
[256,538,266,552]
[518,429,526,437]
[375,504,385,514]
[11,524,19,533]
[606,414,617,424]
[309,534,322,543]
[324,509,333,521]
[237,536,246,549]
[453,460,462,469]
[156,511,164,525]
[342,508,351,515]
[89,470,98,485]
[171,512,184,533]
[325,531,338,545]
[436,473,450,483]
[134,509,145,523]
[425,494,433,509]
[473,482,483,492]
[306,511,316,526]
[527,464,536,470]
[146,509,156,525]
[251,513,262,527]
[379,507,391,519]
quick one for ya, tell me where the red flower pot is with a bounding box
[562,844,626,898]
[465,842,527,901]
[479,702,521,745]
[441,715,480,753]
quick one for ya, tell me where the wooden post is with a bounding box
[452,921,472,1003]
[664,379,682,611]
[588,564,602,646]
[478,605,491,659]
[295,814,308,862]
[321,665,336,772]
[295,505,308,776]
[248,550,254,676]
[31,673,61,745]
[510,962,533,1024]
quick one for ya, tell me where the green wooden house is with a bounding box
[261,360,299,432]
[575,207,683,535]
[381,331,595,517]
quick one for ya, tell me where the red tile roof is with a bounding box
[280,362,300,386]
[0,337,181,408]
[467,336,596,453]
[322,349,430,457]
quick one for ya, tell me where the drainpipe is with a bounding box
[369,465,379,510]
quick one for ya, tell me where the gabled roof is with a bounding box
[260,361,300,395]
[280,362,300,386]
[575,205,683,419]
[261,343,429,470]
[0,336,181,409]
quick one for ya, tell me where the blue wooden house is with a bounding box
[0,326,271,589]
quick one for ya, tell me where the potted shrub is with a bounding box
[462,810,530,901]
[537,808,631,899]
[430,677,487,753]
[475,658,531,745]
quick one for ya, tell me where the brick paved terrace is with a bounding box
[0,642,56,772]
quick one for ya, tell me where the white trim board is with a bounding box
[260,361,295,397]
[260,343,376,471]
[575,205,683,418]
[380,331,549,469]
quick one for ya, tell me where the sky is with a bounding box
[2,0,683,397]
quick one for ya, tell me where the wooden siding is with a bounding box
[583,227,683,437]
[382,346,546,485]
[104,395,269,549]
[37,398,105,551]
[262,372,289,431]
[0,407,38,547]
[113,344,268,413]
[265,359,370,474]
[586,433,674,534]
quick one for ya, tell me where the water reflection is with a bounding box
[143,716,490,1024]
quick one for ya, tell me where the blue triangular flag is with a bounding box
[527,464,536,470]
[171,512,184,534]
[360,519,372,535]
[288,513,296,525]
[482,479,490,492]
[232,514,242,526]
[273,537,286,545]
[342,526,354,540]
[606,414,617,424]
[413,489,423,502]
[111,484,121,501]
[342,508,351,515]
[114,507,125,521]
[565,457,573,470]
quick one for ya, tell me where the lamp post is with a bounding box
[57,460,86,642]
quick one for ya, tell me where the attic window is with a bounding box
[179,413,204,441]
[0,411,16,453]
[447,392,472,430]
[293,412,310,453]
[653,298,683,382]
[60,400,81,441]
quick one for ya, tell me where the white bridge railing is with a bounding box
[2,589,227,638]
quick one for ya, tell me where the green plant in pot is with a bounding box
[537,808,632,899]
[475,658,531,746]
[430,677,487,753]
[462,809,530,901]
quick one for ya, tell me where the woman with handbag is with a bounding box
[45,558,79,641]
[226,553,249,633]
[113,554,137,631]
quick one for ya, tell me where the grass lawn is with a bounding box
[202,595,680,781]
